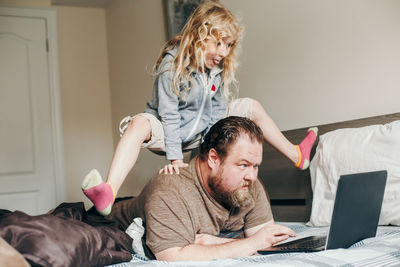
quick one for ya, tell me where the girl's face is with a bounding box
[204,37,234,69]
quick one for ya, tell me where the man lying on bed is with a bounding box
[107,116,295,261]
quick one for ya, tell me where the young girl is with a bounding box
[82,1,318,216]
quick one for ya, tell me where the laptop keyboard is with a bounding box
[276,236,327,250]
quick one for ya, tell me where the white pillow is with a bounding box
[308,120,400,226]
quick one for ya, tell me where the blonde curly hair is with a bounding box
[154,1,243,100]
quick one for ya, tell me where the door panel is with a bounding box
[0,14,57,215]
[1,33,35,174]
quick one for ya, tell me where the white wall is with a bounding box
[222,0,400,130]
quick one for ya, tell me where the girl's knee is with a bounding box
[125,115,152,140]
[251,99,263,117]
[252,99,262,110]
[251,99,273,123]
[131,115,150,127]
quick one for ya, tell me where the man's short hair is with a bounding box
[199,116,264,161]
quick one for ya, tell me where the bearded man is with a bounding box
[107,116,295,261]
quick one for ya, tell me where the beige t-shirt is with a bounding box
[108,157,273,256]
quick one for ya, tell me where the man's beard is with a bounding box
[208,169,254,209]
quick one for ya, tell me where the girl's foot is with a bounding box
[295,127,318,170]
[82,169,115,216]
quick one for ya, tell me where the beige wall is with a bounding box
[222,0,400,130]
[0,0,115,207]
[2,0,399,202]
[57,6,114,206]
[106,0,400,195]
[105,0,171,197]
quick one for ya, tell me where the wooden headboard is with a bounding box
[259,112,400,222]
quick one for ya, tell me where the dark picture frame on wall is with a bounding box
[163,0,217,39]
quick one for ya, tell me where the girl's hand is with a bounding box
[159,159,189,175]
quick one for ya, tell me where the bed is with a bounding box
[1,112,400,266]
[111,223,400,266]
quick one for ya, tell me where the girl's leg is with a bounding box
[106,115,152,192]
[82,115,152,215]
[250,100,317,170]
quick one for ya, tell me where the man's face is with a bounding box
[208,134,263,208]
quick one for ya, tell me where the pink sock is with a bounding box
[81,169,115,216]
[295,127,318,170]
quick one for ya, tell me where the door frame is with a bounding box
[0,6,66,204]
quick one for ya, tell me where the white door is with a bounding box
[0,8,65,215]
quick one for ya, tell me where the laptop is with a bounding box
[258,170,387,254]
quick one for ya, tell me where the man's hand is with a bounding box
[159,159,189,174]
[249,223,296,250]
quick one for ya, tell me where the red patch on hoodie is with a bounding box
[211,84,216,91]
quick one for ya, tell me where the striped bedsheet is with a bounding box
[110,223,400,267]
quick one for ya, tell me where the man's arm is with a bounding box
[194,233,235,245]
[155,222,295,261]
[244,219,274,237]
[195,219,275,246]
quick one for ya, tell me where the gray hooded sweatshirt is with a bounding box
[144,48,227,160]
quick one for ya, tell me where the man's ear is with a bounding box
[207,148,220,169]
